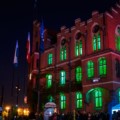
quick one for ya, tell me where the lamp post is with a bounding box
[15,85,21,106]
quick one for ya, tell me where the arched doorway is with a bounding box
[85,87,109,112]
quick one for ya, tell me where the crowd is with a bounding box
[42,110,120,120]
[2,110,120,120]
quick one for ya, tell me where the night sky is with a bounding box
[0,0,118,106]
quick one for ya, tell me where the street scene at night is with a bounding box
[0,0,120,120]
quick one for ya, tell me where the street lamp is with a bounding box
[15,85,21,106]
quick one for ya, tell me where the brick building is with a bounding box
[28,3,120,113]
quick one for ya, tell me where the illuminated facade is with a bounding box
[28,3,120,113]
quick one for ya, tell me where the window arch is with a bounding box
[98,57,107,76]
[60,93,66,109]
[75,66,82,82]
[46,74,52,88]
[76,92,82,109]
[94,89,102,108]
[60,70,66,85]
[87,61,94,78]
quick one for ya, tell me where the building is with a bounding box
[28,3,120,113]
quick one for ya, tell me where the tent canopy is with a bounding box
[112,104,120,109]
[44,102,56,108]
[112,104,120,113]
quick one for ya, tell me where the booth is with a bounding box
[112,104,120,114]
[44,102,57,120]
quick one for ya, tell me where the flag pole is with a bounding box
[13,40,19,106]
[36,20,44,114]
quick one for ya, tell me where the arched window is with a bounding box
[93,34,101,51]
[60,46,66,61]
[94,89,102,108]
[118,90,120,103]
[75,66,82,82]
[46,74,52,88]
[48,53,53,65]
[115,26,120,51]
[60,93,66,109]
[60,70,66,85]
[98,57,107,76]
[76,92,82,109]
[93,35,97,51]
[97,34,101,50]
[75,40,82,56]
[87,61,94,78]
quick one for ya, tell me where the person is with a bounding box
[0,112,2,120]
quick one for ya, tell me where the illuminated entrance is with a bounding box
[86,87,108,110]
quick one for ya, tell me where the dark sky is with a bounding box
[0,0,118,106]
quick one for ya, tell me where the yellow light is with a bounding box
[17,108,23,116]
[5,106,11,112]
[29,73,32,80]
[23,108,30,116]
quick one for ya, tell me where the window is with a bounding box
[46,74,52,88]
[48,53,53,65]
[87,61,94,78]
[60,93,66,109]
[116,36,120,51]
[115,59,120,77]
[60,46,66,61]
[75,66,82,82]
[93,34,101,51]
[76,92,82,109]
[60,71,66,85]
[75,41,82,56]
[118,90,120,103]
[99,58,107,76]
[48,95,54,102]
[94,89,102,108]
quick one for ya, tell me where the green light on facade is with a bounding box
[76,92,82,109]
[60,46,66,61]
[116,36,120,51]
[60,93,66,109]
[75,67,82,82]
[87,61,94,78]
[75,40,82,56]
[48,53,53,65]
[46,74,52,88]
